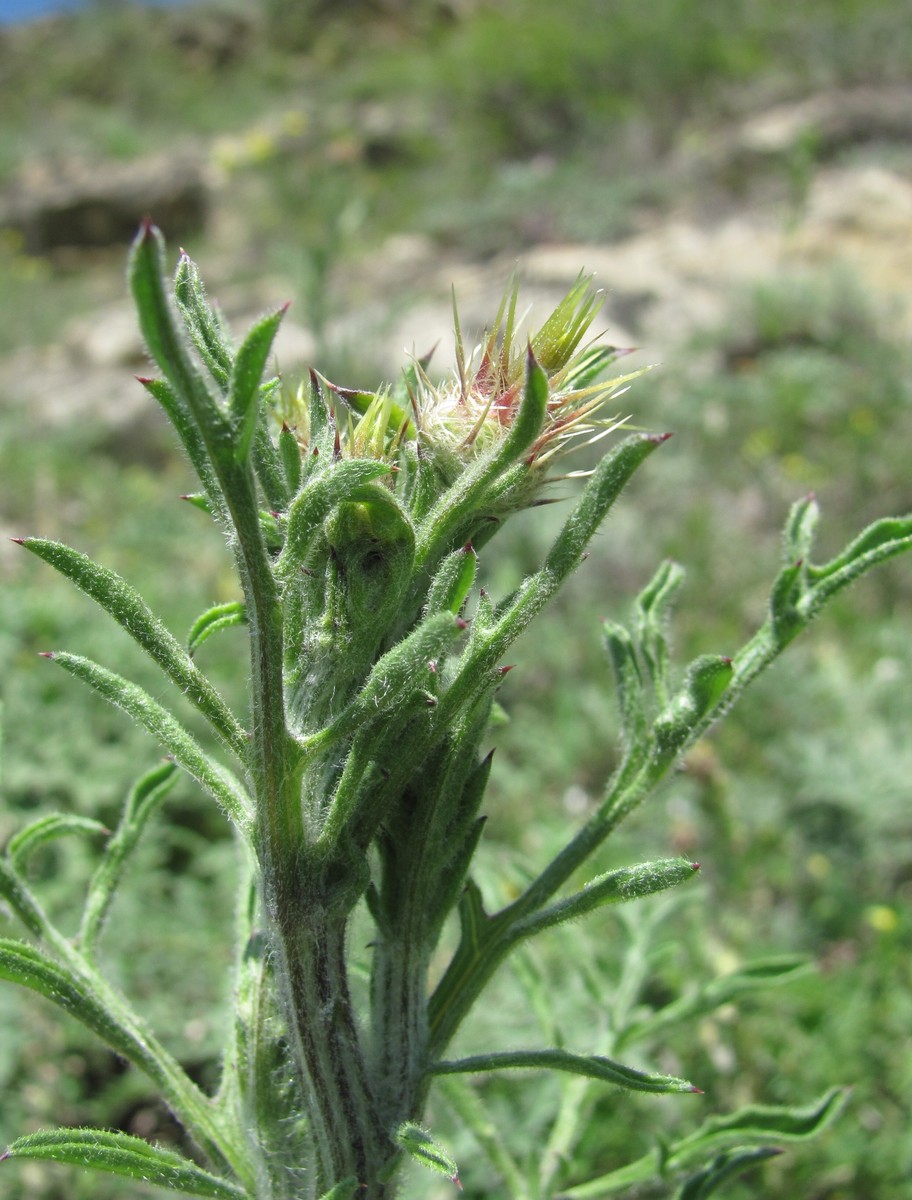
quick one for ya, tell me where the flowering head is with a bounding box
[284,275,645,508]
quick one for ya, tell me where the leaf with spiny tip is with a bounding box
[429,1047,699,1095]
[2,1128,246,1199]
[17,538,246,759]
[512,859,701,939]
[393,1123,460,1187]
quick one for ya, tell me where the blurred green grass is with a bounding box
[1,2,911,1198]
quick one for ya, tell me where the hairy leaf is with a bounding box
[1,1128,246,1199]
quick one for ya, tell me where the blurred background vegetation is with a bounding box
[0,1,911,1197]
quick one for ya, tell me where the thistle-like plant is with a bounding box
[1,223,910,1199]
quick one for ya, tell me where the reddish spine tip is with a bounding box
[648,431,674,444]
[427,660,438,674]
[454,617,469,630]
[497,664,516,676]
[462,540,475,554]
[9,537,25,545]
[38,651,55,659]
[721,656,733,666]
[691,862,701,871]
[806,491,816,501]
[281,421,290,432]
[279,300,292,314]
[689,1086,705,1095]
[140,216,154,235]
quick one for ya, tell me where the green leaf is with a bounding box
[130,224,237,477]
[187,602,247,656]
[0,858,56,940]
[561,344,628,390]
[430,1047,699,1095]
[80,763,180,954]
[275,459,394,581]
[1,1128,247,1199]
[7,813,108,871]
[619,956,810,1049]
[634,559,686,706]
[18,538,247,759]
[230,306,288,464]
[498,348,549,463]
[436,1075,527,1197]
[675,1147,782,1199]
[556,1089,847,1198]
[804,514,912,613]
[138,377,227,521]
[394,1122,460,1185]
[252,419,292,513]
[426,542,478,618]
[316,1180,360,1200]
[654,656,734,761]
[781,493,819,565]
[279,423,303,495]
[174,251,234,390]
[0,940,165,1077]
[42,652,252,836]
[668,1087,848,1169]
[513,859,700,939]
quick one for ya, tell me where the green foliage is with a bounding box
[0,225,909,1200]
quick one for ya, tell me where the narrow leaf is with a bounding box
[430,1048,698,1095]
[275,460,394,581]
[394,1122,460,1185]
[804,514,912,613]
[513,859,700,939]
[2,1128,246,1199]
[0,858,56,940]
[669,1087,848,1166]
[317,1181,359,1200]
[557,1088,847,1198]
[7,813,108,871]
[174,251,234,389]
[279,423,303,495]
[130,224,237,474]
[138,377,226,520]
[436,1075,527,1197]
[19,538,246,759]
[0,940,166,1077]
[80,763,179,954]
[230,306,288,464]
[619,956,810,1048]
[781,493,819,565]
[634,559,686,705]
[42,652,251,835]
[675,1146,782,1200]
[187,603,247,657]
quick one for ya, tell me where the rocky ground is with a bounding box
[3,85,912,437]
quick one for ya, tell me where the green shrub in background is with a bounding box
[0,226,909,1198]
